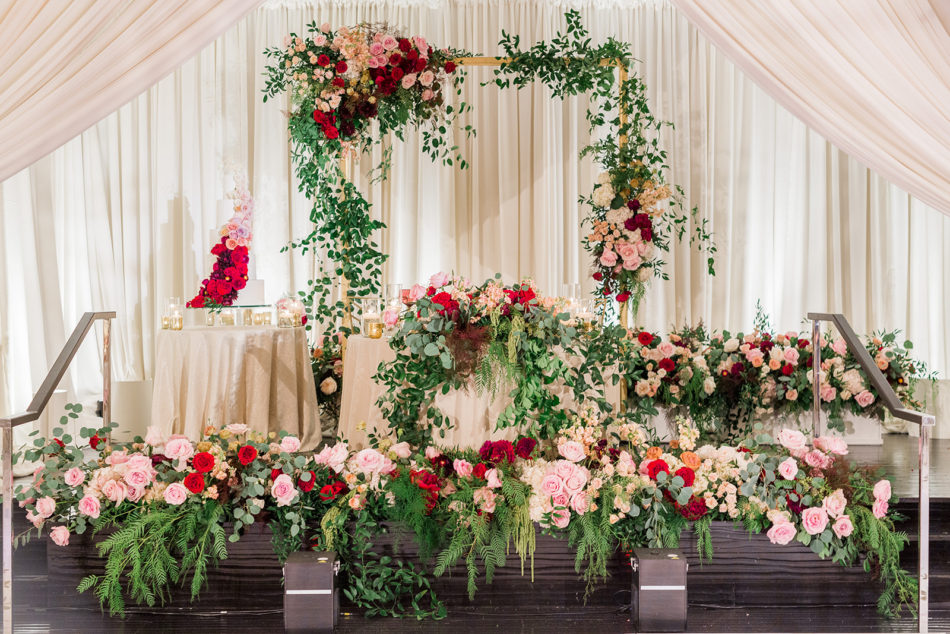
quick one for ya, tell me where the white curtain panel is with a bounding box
[0,0,263,183]
[671,0,950,216]
[1,0,949,428]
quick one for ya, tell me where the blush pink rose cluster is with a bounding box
[538,460,592,528]
[872,478,892,518]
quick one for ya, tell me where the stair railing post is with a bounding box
[2,421,12,634]
[919,414,933,634]
[812,319,821,437]
[102,318,112,444]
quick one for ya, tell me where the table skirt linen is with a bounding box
[151,326,321,450]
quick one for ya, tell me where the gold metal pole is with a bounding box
[338,154,353,365]
[617,60,629,411]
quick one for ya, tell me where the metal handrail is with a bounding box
[808,312,934,634]
[0,310,114,633]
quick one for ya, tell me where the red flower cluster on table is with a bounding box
[478,440,516,466]
[410,469,442,512]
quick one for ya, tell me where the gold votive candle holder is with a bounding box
[220,309,235,326]
[161,315,171,330]
[365,319,384,339]
[242,308,253,325]
[262,312,272,325]
[252,312,264,326]
[170,313,183,331]
[206,311,216,327]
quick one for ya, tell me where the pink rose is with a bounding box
[767,521,797,545]
[777,457,798,480]
[64,467,85,488]
[425,446,442,460]
[421,89,434,101]
[408,284,426,301]
[783,347,800,364]
[813,435,849,456]
[657,341,675,358]
[563,471,588,495]
[553,460,577,481]
[616,242,639,262]
[801,507,829,535]
[872,499,889,519]
[124,470,151,489]
[776,428,807,451]
[552,492,569,508]
[558,441,586,463]
[540,474,563,496]
[369,42,384,56]
[551,508,571,529]
[280,436,301,453]
[599,250,618,267]
[473,487,496,513]
[419,70,435,87]
[746,348,765,367]
[126,454,153,473]
[271,474,298,507]
[106,449,130,466]
[821,489,847,518]
[804,450,832,470]
[25,510,42,528]
[570,492,590,515]
[49,525,70,547]
[353,448,386,474]
[163,482,189,506]
[453,459,473,478]
[401,73,417,89]
[820,384,837,402]
[855,390,876,408]
[35,496,56,519]
[873,479,892,502]
[314,443,349,473]
[126,485,144,503]
[78,495,101,519]
[832,515,854,538]
[429,272,450,288]
[381,34,397,50]
[832,337,847,356]
[486,468,503,489]
[391,442,412,459]
[382,308,400,327]
[164,437,194,462]
[225,423,248,435]
[102,479,128,505]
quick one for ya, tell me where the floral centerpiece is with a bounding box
[312,331,344,426]
[15,405,915,620]
[187,175,253,308]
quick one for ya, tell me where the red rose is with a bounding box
[659,358,676,373]
[335,60,347,74]
[414,58,427,73]
[627,199,641,211]
[298,471,316,492]
[646,459,670,481]
[89,434,102,450]
[317,54,330,67]
[331,76,344,88]
[731,362,745,377]
[322,125,339,139]
[331,480,347,495]
[389,53,402,66]
[638,331,654,346]
[53,438,65,448]
[211,243,226,256]
[233,277,247,290]
[391,67,404,81]
[270,468,282,480]
[431,291,459,315]
[797,338,810,349]
[444,61,457,73]
[193,452,215,473]
[478,440,515,465]
[674,467,695,487]
[782,363,794,376]
[641,227,653,241]
[398,38,411,52]
[679,495,708,520]
[472,463,488,479]
[187,295,206,308]
[514,437,537,460]
[592,272,603,281]
[319,484,336,501]
[238,445,258,466]
[616,291,631,303]
[184,472,205,494]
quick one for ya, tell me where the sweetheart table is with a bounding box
[151,325,321,449]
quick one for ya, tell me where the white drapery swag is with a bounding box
[670,0,950,216]
[1,0,949,431]
[0,0,263,183]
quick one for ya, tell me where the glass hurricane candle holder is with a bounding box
[276,296,305,328]
[252,312,264,326]
[360,297,384,339]
[206,310,216,327]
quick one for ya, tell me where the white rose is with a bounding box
[592,184,615,208]
[596,172,612,185]
[724,338,739,353]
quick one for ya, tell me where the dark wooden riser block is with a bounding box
[44,519,889,614]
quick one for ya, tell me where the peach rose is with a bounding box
[78,495,101,519]
[767,521,797,545]
[49,526,70,547]
[801,507,829,535]
[679,451,700,470]
[832,515,854,538]
[558,440,586,463]
[645,446,663,460]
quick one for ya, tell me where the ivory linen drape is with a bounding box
[2,0,949,442]
[0,0,263,183]
[670,0,950,215]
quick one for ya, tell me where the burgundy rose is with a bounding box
[514,437,537,460]
[730,362,745,377]
[331,77,344,88]
[317,54,330,67]
[335,60,347,74]
[659,358,676,373]
[627,199,641,211]
[444,61,457,73]
[398,38,411,52]
[391,67,405,81]
[298,471,317,492]
[388,53,402,66]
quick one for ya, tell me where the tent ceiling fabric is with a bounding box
[0,0,263,183]
[671,0,950,217]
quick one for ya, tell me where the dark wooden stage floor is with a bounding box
[5,434,949,633]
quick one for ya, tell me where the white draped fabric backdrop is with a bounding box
[1,0,948,441]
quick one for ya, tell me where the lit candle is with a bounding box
[252,312,264,326]
[278,309,293,328]
[161,315,171,330]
